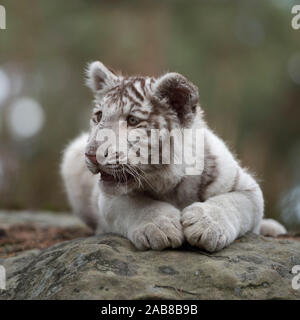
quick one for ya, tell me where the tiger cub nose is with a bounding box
[85,153,98,165]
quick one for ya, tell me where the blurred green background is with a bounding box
[0,0,300,230]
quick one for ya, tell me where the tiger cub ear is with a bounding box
[153,72,199,126]
[86,61,118,94]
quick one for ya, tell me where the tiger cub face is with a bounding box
[85,61,200,195]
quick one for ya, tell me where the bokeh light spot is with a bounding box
[0,68,10,105]
[280,185,300,227]
[236,16,265,47]
[8,97,45,139]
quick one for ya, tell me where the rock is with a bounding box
[0,233,300,300]
[0,211,92,258]
[0,211,86,228]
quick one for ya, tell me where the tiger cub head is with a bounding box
[85,61,202,194]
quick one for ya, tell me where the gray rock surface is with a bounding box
[0,232,300,299]
[0,211,85,228]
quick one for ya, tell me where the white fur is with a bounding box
[259,219,287,237]
[61,128,286,252]
[60,134,99,230]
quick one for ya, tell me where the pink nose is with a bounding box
[85,153,98,165]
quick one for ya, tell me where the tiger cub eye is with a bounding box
[93,111,102,123]
[127,115,140,126]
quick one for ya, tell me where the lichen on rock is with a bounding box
[0,231,300,300]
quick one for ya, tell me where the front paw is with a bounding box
[130,215,184,251]
[181,203,237,252]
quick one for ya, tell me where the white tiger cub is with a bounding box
[61,61,286,252]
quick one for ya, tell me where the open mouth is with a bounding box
[99,168,134,185]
